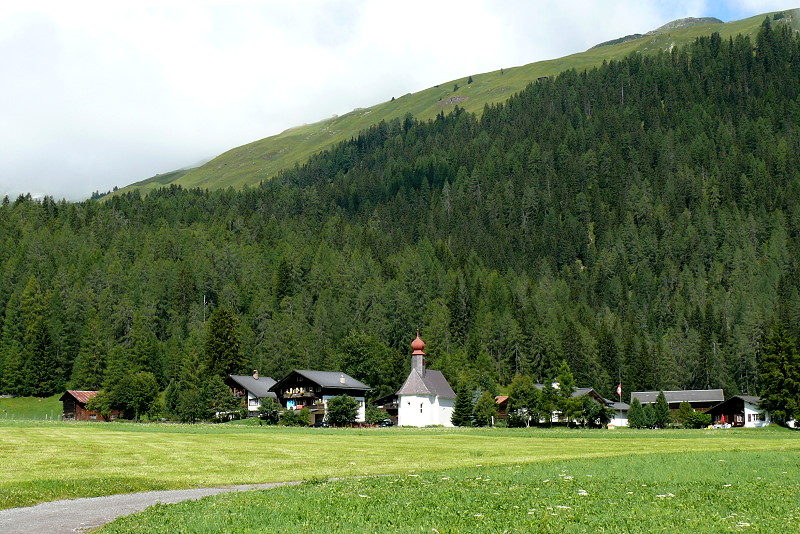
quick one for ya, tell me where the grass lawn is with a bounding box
[0,395,62,420]
[99,450,800,533]
[1,421,798,513]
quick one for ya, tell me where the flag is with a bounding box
[616,383,622,397]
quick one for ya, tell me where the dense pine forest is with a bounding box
[2,21,800,411]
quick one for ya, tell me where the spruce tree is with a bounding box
[653,391,671,428]
[628,397,646,429]
[758,322,800,426]
[204,307,244,378]
[451,383,474,427]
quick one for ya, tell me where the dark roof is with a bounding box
[534,384,604,400]
[269,370,371,393]
[397,369,456,399]
[227,375,277,399]
[59,390,99,404]
[706,395,764,415]
[631,389,725,404]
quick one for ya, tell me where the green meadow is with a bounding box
[100,450,800,533]
[0,395,61,420]
[1,421,798,518]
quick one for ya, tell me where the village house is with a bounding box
[705,395,771,428]
[225,370,277,417]
[631,389,724,412]
[268,369,370,425]
[496,385,629,427]
[397,332,456,427]
[59,390,119,421]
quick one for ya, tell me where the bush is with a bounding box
[258,397,281,425]
[473,390,498,427]
[365,404,387,425]
[281,407,310,426]
[683,410,712,429]
[326,395,359,427]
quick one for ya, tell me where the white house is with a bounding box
[397,333,455,427]
[226,371,278,417]
[607,400,630,428]
[706,395,771,428]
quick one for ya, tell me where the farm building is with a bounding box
[497,386,628,427]
[59,390,119,421]
[397,332,456,427]
[226,370,277,417]
[269,370,370,425]
[705,395,771,428]
[631,389,724,412]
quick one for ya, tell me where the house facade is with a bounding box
[59,390,119,421]
[269,370,370,425]
[706,395,771,428]
[397,333,455,427]
[226,370,277,417]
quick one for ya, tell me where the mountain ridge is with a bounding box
[109,9,798,199]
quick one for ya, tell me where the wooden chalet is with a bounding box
[59,390,119,421]
[226,370,277,417]
[269,370,370,425]
[705,395,771,428]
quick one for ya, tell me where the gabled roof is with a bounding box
[632,389,725,404]
[397,369,456,399]
[227,375,277,399]
[706,395,764,415]
[269,370,371,393]
[534,384,604,400]
[59,390,99,405]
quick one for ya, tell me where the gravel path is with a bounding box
[0,482,301,534]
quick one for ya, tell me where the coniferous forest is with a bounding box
[2,21,800,411]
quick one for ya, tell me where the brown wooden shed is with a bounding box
[59,390,119,421]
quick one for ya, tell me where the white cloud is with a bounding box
[0,1,783,200]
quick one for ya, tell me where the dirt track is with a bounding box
[0,482,300,533]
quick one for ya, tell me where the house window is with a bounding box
[748,414,752,422]
[420,403,423,414]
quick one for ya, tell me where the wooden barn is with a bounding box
[60,390,118,421]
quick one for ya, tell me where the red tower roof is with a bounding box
[411,332,426,355]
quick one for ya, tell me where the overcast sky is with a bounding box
[0,1,791,201]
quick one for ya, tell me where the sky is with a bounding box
[0,1,792,201]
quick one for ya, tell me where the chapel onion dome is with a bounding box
[411,332,426,355]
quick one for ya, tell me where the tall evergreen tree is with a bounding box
[451,383,475,427]
[204,307,245,378]
[758,322,800,426]
[653,390,671,428]
[628,397,646,429]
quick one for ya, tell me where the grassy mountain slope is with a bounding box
[113,9,798,196]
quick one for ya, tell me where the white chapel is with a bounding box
[397,332,455,427]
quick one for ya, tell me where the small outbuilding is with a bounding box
[59,390,119,421]
[705,395,771,428]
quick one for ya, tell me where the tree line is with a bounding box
[1,21,799,423]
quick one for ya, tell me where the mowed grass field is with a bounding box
[1,421,798,516]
